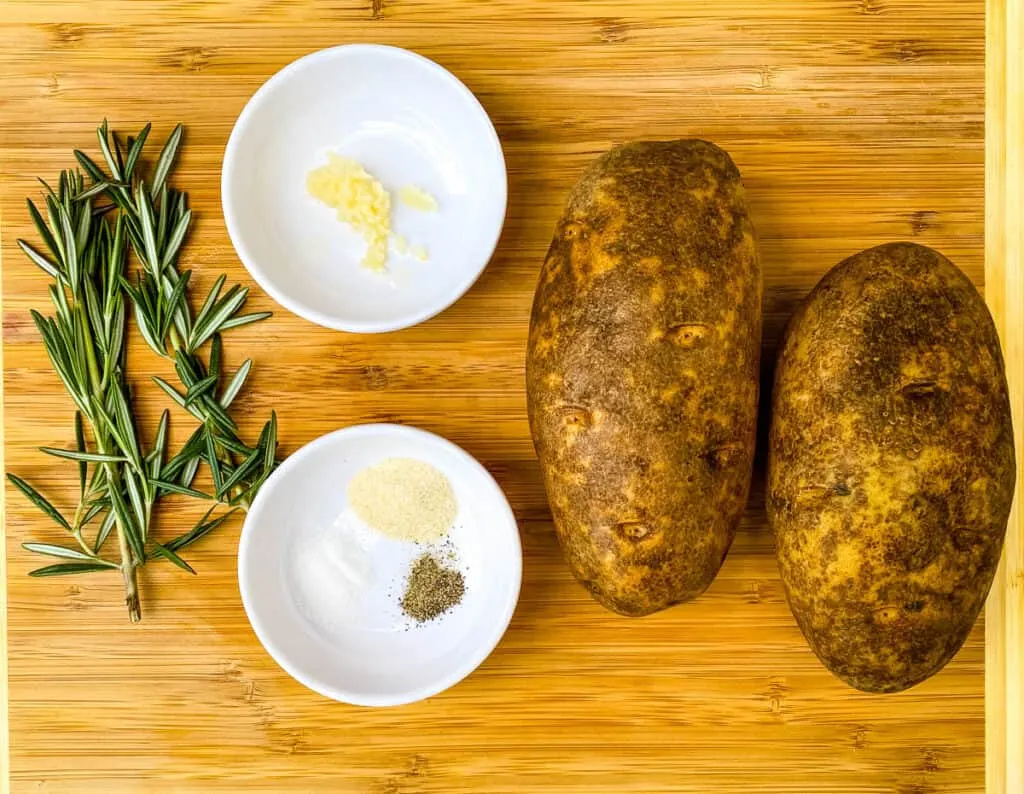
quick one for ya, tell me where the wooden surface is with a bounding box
[986,0,1024,792]
[0,1,995,792]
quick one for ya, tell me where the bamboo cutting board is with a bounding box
[0,1,1015,792]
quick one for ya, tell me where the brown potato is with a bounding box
[526,140,762,616]
[768,242,1016,692]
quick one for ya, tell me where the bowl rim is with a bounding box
[220,43,508,334]
[236,422,523,707]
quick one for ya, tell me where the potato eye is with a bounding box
[666,322,710,348]
[704,441,743,469]
[901,379,939,398]
[561,406,593,428]
[616,521,653,541]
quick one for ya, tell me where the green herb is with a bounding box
[8,121,280,622]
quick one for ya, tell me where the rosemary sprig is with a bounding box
[12,171,151,620]
[76,122,276,510]
[8,121,280,622]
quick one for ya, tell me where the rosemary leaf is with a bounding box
[40,447,127,464]
[133,302,167,358]
[262,411,278,473]
[107,215,126,300]
[17,239,60,279]
[29,562,116,577]
[232,467,271,507]
[75,198,92,255]
[57,203,79,289]
[184,374,218,407]
[216,445,261,498]
[23,542,111,564]
[150,123,183,199]
[135,183,161,279]
[199,395,237,434]
[153,376,205,422]
[123,468,147,538]
[75,180,112,202]
[218,311,273,333]
[204,430,223,495]
[7,474,73,532]
[160,268,192,339]
[151,479,213,500]
[73,150,106,186]
[157,183,169,251]
[74,411,88,497]
[104,299,127,388]
[94,509,116,554]
[92,400,138,472]
[164,507,236,553]
[108,385,145,472]
[106,480,145,563]
[190,287,249,351]
[26,198,62,262]
[208,333,223,380]
[150,542,196,574]
[81,500,106,528]
[111,128,126,177]
[219,359,252,408]
[124,123,151,179]
[83,277,105,353]
[161,427,204,481]
[151,409,170,480]
[212,433,253,457]
[190,275,228,343]
[179,455,201,489]
[161,208,192,269]
[96,119,123,182]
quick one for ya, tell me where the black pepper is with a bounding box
[401,553,465,622]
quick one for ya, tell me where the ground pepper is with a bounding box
[401,553,465,622]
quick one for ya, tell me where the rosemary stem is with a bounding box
[68,503,97,558]
[79,305,103,395]
[116,525,141,622]
[95,431,142,621]
[108,463,141,623]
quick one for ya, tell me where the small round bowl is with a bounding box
[222,44,507,333]
[237,424,522,706]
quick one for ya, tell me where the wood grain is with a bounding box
[985,0,1024,792]
[0,1,993,791]
[1,193,11,794]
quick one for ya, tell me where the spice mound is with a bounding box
[348,457,456,542]
[401,553,465,623]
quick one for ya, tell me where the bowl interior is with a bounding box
[223,45,506,332]
[238,425,521,706]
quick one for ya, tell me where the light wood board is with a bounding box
[985,0,1024,792]
[0,1,1004,791]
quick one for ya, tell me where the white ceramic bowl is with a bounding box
[237,424,522,706]
[222,44,507,333]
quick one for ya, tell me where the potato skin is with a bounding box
[768,243,1016,692]
[526,140,761,616]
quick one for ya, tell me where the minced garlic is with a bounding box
[306,154,436,270]
[306,153,392,271]
[399,185,438,212]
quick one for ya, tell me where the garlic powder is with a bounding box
[348,458,456,542]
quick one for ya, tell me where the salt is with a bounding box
[286,513,373,635]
